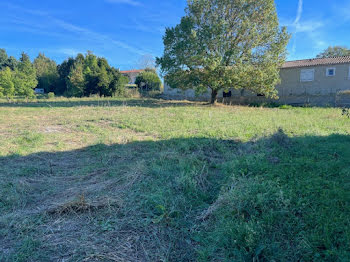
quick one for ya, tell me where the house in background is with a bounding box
[163,56,350,106]
[120,69,144,87]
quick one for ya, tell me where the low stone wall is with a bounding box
[336,92,350,107]
[221,95,339,106]
[162,93,345,107]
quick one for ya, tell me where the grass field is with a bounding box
[0,97,349,261]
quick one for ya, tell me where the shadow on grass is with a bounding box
[0,98,203,109]
[1,133,350,261]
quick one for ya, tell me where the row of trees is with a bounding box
[55,52,129,97]
[0,49,134,99]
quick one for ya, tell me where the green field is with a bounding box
[0,98,349,261]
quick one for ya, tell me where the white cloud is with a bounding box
[58,48,82,57]
[295,20,324,33]
[292,0,303,53]
[51,18,148,55]
[293,0,303,25]
[284,0,327,57]
[105,0,142,6]
[1,3,150,56]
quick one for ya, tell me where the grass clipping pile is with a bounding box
[47,195,122,215]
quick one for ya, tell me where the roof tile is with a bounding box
[120,69,144,74]
[282,56,350,69]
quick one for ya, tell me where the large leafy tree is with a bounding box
[157,0,290,104]
[96,66,111,96]
[316,46,350,58]
[110,71,129,96]
[83,52,100,96]
[57,57,75,95]
[0,67,15,98]
[66,62,85,97]
[34,53,59,93]
[13,53,38,98]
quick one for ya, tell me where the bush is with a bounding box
[249,102,280,108]
[135,70,162,91]
[279,104,293,109]
[47,92,55,99]
[124,88,141,98]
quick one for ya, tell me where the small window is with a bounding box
[300,69,314,82]
[326,67,336,77]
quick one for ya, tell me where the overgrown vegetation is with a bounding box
[0,98,349,261]
[0,49,134,98]
[135,68,162,91]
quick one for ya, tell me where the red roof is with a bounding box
[282,56,350,69]
[120,69,144,74]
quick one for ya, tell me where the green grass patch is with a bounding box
[0,98,349,261]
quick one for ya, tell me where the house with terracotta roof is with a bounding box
[163,56,350,106]
[120,69,144,87]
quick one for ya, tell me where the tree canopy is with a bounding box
[0,49,17,71]
[157,0,290,104]
[0,49,130,98]
[34,53,59,93]
[135,69,162,91]
[58,52,129,97]
[0,67,15,98]
[13,53,38,98]
[316,46,350,58]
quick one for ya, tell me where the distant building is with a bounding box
[120,69,144,87]
[34,88,45,94]
[164,56,350,107]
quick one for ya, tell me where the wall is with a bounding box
[275,64,350,106]
[163,63,350,106]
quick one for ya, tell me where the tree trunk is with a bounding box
[210,89,218,104]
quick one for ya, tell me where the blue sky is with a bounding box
[1,0,350,69]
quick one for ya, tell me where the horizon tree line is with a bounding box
[0,49,161,99]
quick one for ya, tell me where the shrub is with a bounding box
[135,70,162,91]
[124,88,141,98]
[47,92,55,99]
[279,104,293,109]
[249,102,280,108]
